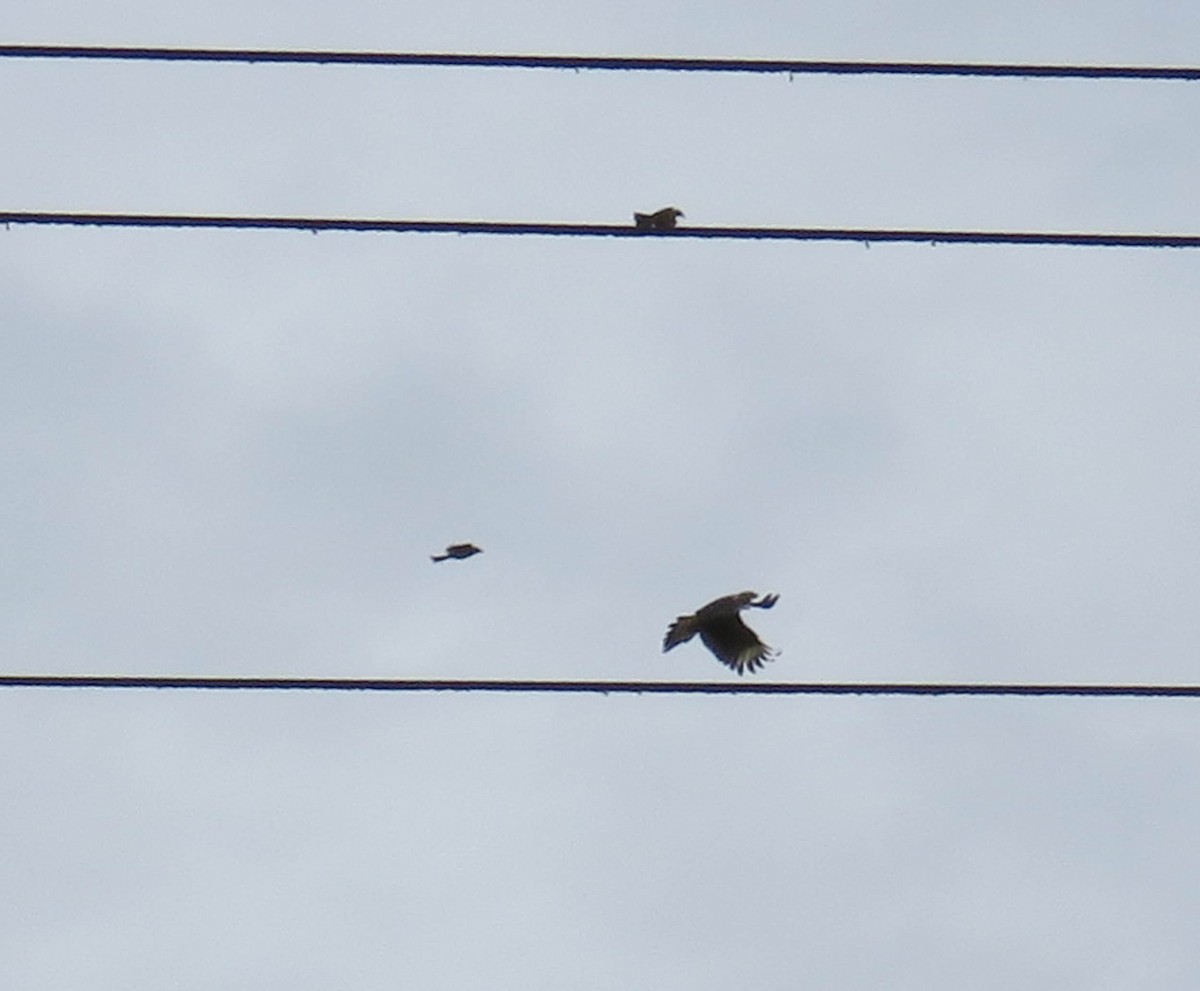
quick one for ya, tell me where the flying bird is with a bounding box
[634,206,684,230]
[662,592,780,675]
[431,543,483,562]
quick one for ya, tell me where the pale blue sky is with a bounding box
[4,4,1200,989]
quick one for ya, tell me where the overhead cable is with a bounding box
[4,211,1199,249]
[1,675,1198,697]
[2,44,1199,81]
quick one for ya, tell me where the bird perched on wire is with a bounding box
[634,206,684,230]
[662,592,780,675]
[431,543,483,562]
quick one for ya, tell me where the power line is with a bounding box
[2,44,1199,81]
[1,675,1197,697]
[3,211,1199,248]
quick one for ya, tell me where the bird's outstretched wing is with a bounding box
[697,613,778,674]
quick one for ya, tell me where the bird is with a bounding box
[431,543,483,562]
[662,592,780,675]
[634,206,684,230]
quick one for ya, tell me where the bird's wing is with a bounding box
[694,593,747,620]
[698,614,777,674]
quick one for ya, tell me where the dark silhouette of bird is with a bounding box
[662,592,780,674]
[634,206,684,230]
[431,543,483,562]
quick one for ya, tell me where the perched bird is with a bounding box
[634,206,685,230]
[662,592,780,675]
[431,543,483,563]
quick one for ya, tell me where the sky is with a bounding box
[4,3,1200,989]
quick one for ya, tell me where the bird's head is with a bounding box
[743,591,779,609]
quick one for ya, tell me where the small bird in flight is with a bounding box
[663,591,780,675]
[431,543,483,562]
[634,206,684,230]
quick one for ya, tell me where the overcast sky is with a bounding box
[4,3,1200,989]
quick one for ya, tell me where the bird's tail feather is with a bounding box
[662,616,698,652]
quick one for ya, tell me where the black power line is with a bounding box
[4,211,1199,248]
[1,675,1198,697]
[2,44,1200,81]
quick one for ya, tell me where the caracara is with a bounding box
[662,592,780,674]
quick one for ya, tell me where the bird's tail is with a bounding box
[662,616,698,652]
[431,554,448,562]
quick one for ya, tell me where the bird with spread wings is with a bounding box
[662,592,780,675]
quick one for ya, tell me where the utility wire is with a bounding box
[1,675,1198,697]
[4,211,1199,248]
[2,44,1199,81]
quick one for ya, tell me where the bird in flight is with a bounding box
[663,592,780,675]
[431,543,483,562]
[634,206,685,230]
